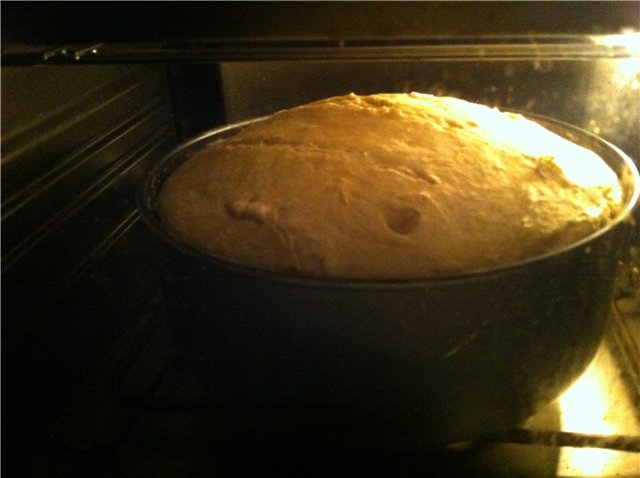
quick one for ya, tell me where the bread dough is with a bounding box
[157,93,622,279]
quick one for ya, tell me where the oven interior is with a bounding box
[2,3,639,477]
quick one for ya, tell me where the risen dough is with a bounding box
[157,93,622,279]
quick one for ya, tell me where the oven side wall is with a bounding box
[1,64,177,468]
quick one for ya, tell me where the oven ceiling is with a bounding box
[2,1,639,45]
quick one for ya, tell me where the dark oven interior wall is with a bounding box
[167,63,228,141]
[3,2,639,43]
[1,64,180,466]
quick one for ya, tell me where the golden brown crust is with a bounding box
[157,93,622,279]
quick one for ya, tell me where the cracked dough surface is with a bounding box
[157,93,623,279]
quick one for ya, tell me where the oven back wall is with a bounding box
[1,64,177,469]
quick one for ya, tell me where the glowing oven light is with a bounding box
[555,343,640,477]
[558,361,613,435]
[557,358,613,476]
[591,30,640,90]
[591,29,640,51]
